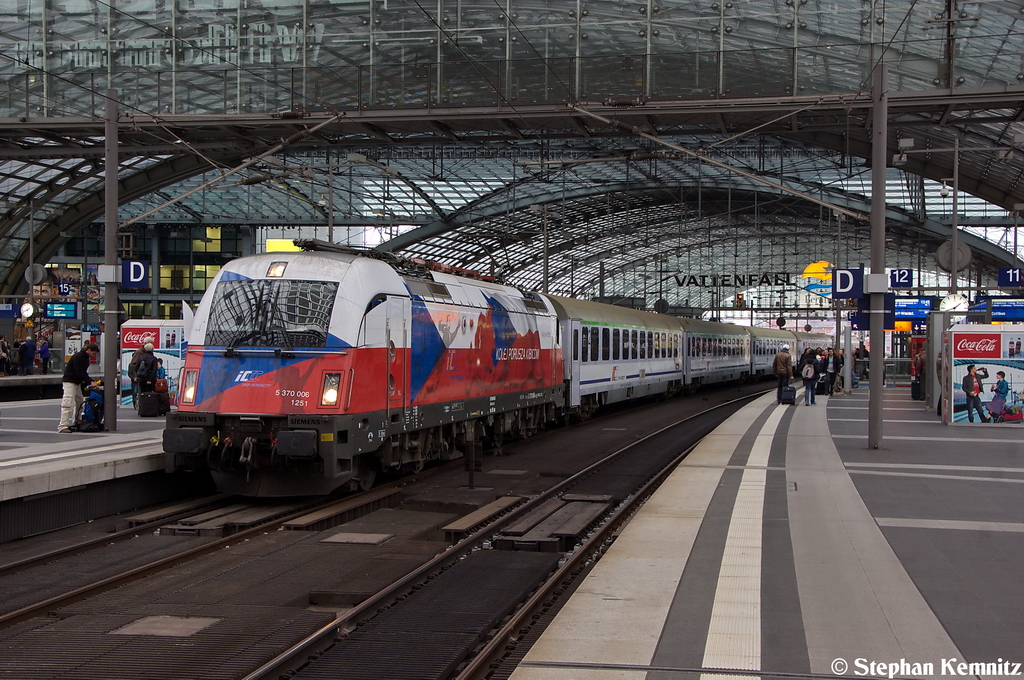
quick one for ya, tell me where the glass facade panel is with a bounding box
[0,0,1019,118]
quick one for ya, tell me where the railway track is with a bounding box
[0,383,768,679]
[0,460,460,630]
[242,390,765,680]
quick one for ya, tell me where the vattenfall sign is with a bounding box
[674,272,793,288]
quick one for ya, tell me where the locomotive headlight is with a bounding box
[182,369,199,404]
[266,261,288,278]
[320,373,341,406]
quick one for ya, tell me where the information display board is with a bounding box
[894,297,933,320]
[975,297,1024,322]
[43,301,79,319]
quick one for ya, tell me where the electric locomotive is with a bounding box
[164,242,564,496]
[163,241,833,496]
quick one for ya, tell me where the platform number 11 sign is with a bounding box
[998,268,1023,287]
[889,268,913,288]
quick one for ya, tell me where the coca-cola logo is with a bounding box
[123,330,158,348]
[953,333,1000,358]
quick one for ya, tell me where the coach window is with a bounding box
[591,326,600,362]
[573,329,579,361]
[648,332,654,357]
[622,329,630,359]
[612,329,620,360]
[581,326,589,362]
[602,327,611,361]
[639,330,646,359]
[662,333,668,358]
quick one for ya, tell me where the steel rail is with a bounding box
[0,493,233,579]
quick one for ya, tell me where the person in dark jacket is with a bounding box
[798,347,821,405]
[58,343,99,433]
[38,339,50,374]
[772,344,794,404]
[0,335,9,376]
[135,343,160,395]
[20,336,36,375]
[824,348,843,395]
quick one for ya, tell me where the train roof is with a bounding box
[748,326,797,340]
[543,295,684,331]
[678,317,751,336]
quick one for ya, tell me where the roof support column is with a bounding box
[103,89,120,432]
[868,66,887,450]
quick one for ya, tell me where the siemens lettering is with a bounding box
[494,347,540,361]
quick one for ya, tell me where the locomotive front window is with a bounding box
[206,279,339,348]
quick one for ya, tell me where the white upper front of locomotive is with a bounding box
[189,252,406,348]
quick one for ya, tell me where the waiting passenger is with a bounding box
[772,344,793,404]
[57,343,100,433]
[798,347,820,406]
[135,343,160,395]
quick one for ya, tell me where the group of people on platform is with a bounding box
[0,334,51,376]
[56,341,166,432]
[772,345,845,406]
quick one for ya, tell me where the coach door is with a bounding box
[386,296,409,420]
[562,319,582,407]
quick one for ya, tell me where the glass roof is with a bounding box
[1,0,1023,300]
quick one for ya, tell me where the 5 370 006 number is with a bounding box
[275,389,310,398]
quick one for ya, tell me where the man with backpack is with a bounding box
[127,344,147,408]
[58,343,99,433]
[135,343,159,395]
[798,347,821,406]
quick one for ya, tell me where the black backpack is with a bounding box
[136,355,154,382]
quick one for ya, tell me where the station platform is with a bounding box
[512,386,1024,679]
[0,398,166,502]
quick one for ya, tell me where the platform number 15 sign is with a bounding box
[889,268,913,288]
[998,268,1023,287]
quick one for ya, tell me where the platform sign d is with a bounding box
[831,268,864,299]
[121,260,150,289]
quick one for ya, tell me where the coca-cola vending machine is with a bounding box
[120,319,186,406]
[947,324,1024,424]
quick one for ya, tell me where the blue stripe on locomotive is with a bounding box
[409,298,447,402]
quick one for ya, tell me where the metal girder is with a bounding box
[2,151,248,295]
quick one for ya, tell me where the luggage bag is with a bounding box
[816,376,830,395]
[780,385,797,405]
[910,380,922,400]
[139,391,170,417]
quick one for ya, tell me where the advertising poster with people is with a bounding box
[949,325,1024,424]
[120,320,185,406]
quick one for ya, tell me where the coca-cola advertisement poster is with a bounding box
[119,321,186,406]
[952,333,1000,359]
[950,327,1024,424]
[122,328,160,350]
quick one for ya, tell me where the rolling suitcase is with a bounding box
[910,380,921,400]
[138,391,168,417]
[780,385,797,405]
[816,376,830,396]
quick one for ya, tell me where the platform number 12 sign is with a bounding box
[998,268,1023,287]
[889,268,913,288]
